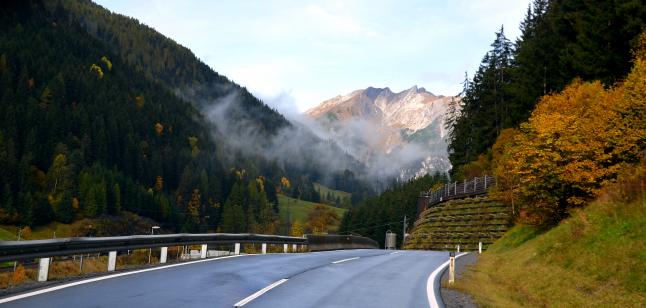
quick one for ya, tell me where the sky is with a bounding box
[95,0,531,113]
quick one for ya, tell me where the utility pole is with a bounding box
[402,215,408,249]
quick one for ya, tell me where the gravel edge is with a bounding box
[439,252,478,308]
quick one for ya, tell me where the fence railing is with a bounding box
[0,232,378,282]
[417,175,496,217]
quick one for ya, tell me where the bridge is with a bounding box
[0,232,463,308]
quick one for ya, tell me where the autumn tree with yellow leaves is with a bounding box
[493,34,646,225]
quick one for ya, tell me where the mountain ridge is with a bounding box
[305,86,458,180]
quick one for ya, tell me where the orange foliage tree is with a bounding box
[493,48,645,224]
[305,204,339,234]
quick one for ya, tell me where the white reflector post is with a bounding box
[108,251,117,271]
[200,244,207,259]
[160,247,168,264]
[38,258,50,282]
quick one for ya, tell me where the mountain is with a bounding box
[306,86,457,180]
[0,0,372,234]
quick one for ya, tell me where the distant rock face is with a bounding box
[305,86,458,180]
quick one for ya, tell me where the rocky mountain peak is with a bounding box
[305,86,459,179]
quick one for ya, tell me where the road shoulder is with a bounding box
[440,253,478,308]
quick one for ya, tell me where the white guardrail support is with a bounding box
[234,243,241,255]
[108,251,117,271]
[38,258,50,282]
[160,247,168,263]
[200,244,207,259]
[283,244,288,253]
[292,244,297,252]
[261,243,267,254]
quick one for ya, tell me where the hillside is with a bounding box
[453,165,646,306]
[48,0,372,198]
[441,12,646,306]
[278,194,347,233]
[447,0,645,175]
[0,0,371,235]
[313,182,351,207]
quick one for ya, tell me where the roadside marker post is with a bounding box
[107,251,117,271]
[456,245,460,253]
[38,258,50,282]
[200,244,207,259]
[160,247,168,264]
[448,252,455,285]
[479,242,482,254]
[283,244,288,253]
[261,243,267,254]
[234,243,241,255]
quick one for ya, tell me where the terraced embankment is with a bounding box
[405,197,511,251]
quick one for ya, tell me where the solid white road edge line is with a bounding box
[426,252,468,308]
[233,278,289,307]
[331,257,360,264]
[0,254,247,304]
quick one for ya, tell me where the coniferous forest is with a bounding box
[446,0,645,173]
[0,0,373,235]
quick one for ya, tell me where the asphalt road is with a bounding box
[0,249,451,308]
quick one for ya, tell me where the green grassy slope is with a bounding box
[454,197,646,307]
[278,194,347,227]
[314,183,351,202]
[0,227,16,241]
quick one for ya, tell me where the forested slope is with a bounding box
[446,0,645,174]
[0,0,370,235]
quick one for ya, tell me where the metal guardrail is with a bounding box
[0,233,379,283]
[0,233,379,263]
[306,234,379,252]
[417,176,496,218]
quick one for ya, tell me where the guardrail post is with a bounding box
[234,243,241,255]
[261,243,267,254]
[292,244,297,252]
[38,258,50,282]
[283,244,288,253]
[457,244,460,253]
[160,247,168,264]
[479,242,483,254]
[108,251,117,271]
[200,244,207,259]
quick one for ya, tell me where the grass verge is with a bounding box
[452,197,646,307]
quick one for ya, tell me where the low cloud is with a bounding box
[183,85,449,190]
